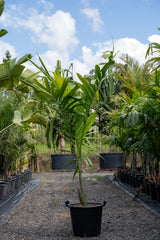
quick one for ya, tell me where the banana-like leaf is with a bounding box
[9,58,17,71]
[23,112,48,126]
[16,54,32,65]
[0,62,10,78]
[11,65,25,79]
[21,69,38,80]
[0,79,13,89]
[0,62,13,89]
[21,107,33,122]
[13,110,22,125]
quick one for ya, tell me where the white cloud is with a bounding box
[0,3,153,80]
[1,6,79,55]
[81,46,102,67]
[38,50,70,71]
[72,38,149,78]
[0,40,18,63]
[81,8,104,32]
[148,34,160,43]
[81,0,91,7]
[37,0,54,12]
[99,38,148,65]
[0,4,80,75]
[113,38,148,65]
[39,11,79,52]
[73,59,90,79]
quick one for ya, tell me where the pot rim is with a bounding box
[65,200,107,208]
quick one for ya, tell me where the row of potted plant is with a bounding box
[117,169,160,203]
[51,152,124,171]
[0,169,32,200]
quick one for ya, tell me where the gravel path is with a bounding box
[0,171,160,240]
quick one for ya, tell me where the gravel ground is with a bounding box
[0,171,160,240]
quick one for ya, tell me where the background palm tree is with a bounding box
[115,54,151,98]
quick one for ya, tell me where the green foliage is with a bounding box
[0,54,32,90]
[3,50,12,63]
[20,52,117,204]
[0,92,36,176]
[146,34,160,71]
[115,54,151,98]
[0,0,4,16]
[0,0,8,38]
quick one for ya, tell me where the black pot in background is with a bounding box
[8,176,16,193]
[51,154,76,170]
[99,153,123,170]
[126,172,130,185]
[123,171,128,184]
[0,181,8,200]
[15,175,21,190]
[155,184,160,203]
[65,200,106,237]
[150,183,157,201]
[131,173,136,188]
[143,178,150,196]
[121,170,128,183]
[134,174,144,188]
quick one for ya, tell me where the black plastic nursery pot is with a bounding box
[15,175,21,190]
[134,174,144,188]
[150,183,158,201]
[120,170,128,183]
[8,177,16,193]
[143,178,150,196]
[99,153,123,170]
[65,200,106,237]
[0,181,8,200]
[51,154,76,170]
[155,184,160,203]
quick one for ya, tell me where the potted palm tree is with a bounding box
[45,61,77,170]
[20,58,77,170]
[20,52,115,237]
[63,71,107,237]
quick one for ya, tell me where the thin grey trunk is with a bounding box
[60,135,65,153]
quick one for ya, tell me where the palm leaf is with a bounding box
[0,29,8,37]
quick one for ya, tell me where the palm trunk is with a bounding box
[131,150,137,171]
[77,156,87,205]
[60,135,65,153]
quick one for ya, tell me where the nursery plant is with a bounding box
[0,91,38,177]
[20,52,115,203]
[18,52,115,236]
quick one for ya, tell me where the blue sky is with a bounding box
[0,0,160,76]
